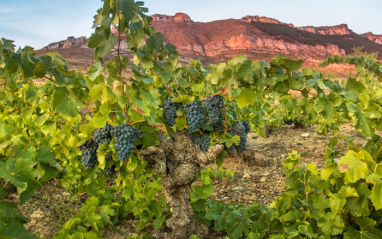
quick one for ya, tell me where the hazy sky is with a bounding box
[1,0,381,49]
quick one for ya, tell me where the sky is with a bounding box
[0,0,381,50]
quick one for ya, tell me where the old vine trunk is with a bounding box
[140,132,224,239]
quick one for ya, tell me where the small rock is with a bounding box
[232,186,244,191]
[301,133,310,137]
[31,210,45,219]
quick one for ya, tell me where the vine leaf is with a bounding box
[338,150,370,183]
[345,77,366,100]
[1,218,39,239]
[344,217,382,238]
[0,158,40,204]
[51,87,79,118]
[236,88,255,108]
[371,183,382,210]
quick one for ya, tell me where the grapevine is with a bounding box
[1,0,382,238]
[79,140,98,169]
[93,123,112,146]
[183,100,205,134]
[204,95,224,132]
[230,122,248,153]
[163,97,180,126]
[188,133,210,152]
[104,164,117,175]
[111,123,142,161]
[242,120,250,135]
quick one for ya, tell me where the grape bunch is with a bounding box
[284,119,293,125]
[163,97,181,126]
[242,120,250,135]
[104,164,117,175]
[183,100,205,134]
[205,95,224,132]
[224,143,235,153]
[189,133,210,152]
[111,123,142,161]
[79,140,98,168]
[231,110,238,120]
[230,122,248,153]
[93,123,112,146]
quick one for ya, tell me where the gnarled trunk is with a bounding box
[140,132,224,239]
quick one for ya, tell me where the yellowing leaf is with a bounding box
[236,88,255,108]
[338,150,370,183]
[371,184,382,210]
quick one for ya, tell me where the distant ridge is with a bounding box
[39,13,382,76]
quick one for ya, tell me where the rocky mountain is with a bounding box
[361,32,382,45]
[39,13,382,76]
[42,36,88,50]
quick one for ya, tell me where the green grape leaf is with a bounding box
[152,215,166,230]
[315,97,335,124]
[236,88,255,108]
[236,59,252,78]
[346,77,366,94]
[290,79,304,90]
[89,82,105,101]
[36,146,55,165]
[1,218,39,239]
[228,54,247,66]
[370,183,382,210]
[321,165,337,181]
[347,196,370,217]
[146,32,164,51]
[354,110,375,136]
[141,132,159,149]
[339,186,359,198]
[51,87,79,118]
[205,201,225,220]
[319,213,345,235]
[344,217,382,239]
[338,150,370,183]
[118,0,136,22]
[298,223,318,238]
[0,158,40,204]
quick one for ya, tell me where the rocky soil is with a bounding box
[18,123,366,238]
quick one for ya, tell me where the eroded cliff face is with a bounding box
[202,33,346,60]
[298,24,353,35]
[241,15,294,27]
[42,36,88,49]
[361,32,382,45]
[151,13,192,22]
[42,12,381,63]
[151,14,348,61]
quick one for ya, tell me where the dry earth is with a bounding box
[18,123,366,238]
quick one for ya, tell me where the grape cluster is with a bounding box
[230,122,248,154]
[183,101,205,134]
[111,123,142,161]
[205,95,224,132]
[79,140,98,168]
[189,133,210,152]
[242,120,250,135]
[224,143,236,153]
[104,164,116,175]
[285,119,293,125]
[93,123,112,146]
[231,110,238,120]
[163,97,181,126]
